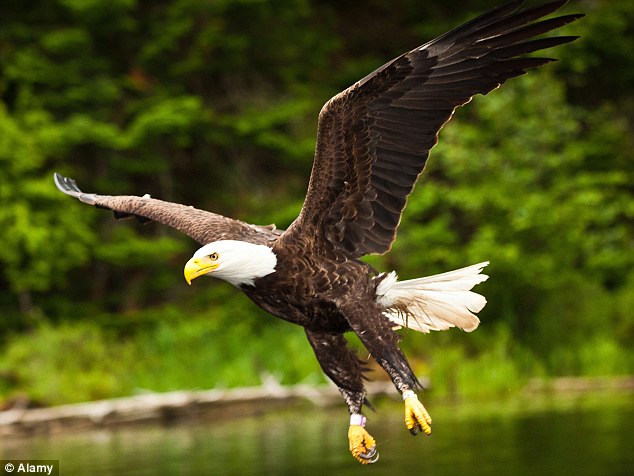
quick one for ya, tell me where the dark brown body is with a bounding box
[243,241,418,412]
[244,243,376,331]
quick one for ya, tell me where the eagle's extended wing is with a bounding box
[281,0,582,257]
[54,173,281,245]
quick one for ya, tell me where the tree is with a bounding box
[1,0,632,404]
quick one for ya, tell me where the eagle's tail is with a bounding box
[375,262,489,333]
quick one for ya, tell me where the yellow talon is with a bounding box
[404,393,432,436]
[348,425,379,464]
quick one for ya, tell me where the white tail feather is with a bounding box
[376,262,489,333]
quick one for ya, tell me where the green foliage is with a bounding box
[426,324,541,399]
[0,322,131,404]
[0,0,632,405]
[0,303,322,405]
[0,105,95,296]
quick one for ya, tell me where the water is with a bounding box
[1,392,632,475]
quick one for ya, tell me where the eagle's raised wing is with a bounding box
[54,173,281,245]
[281,0,582,257]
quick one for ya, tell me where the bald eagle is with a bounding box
[55,0,581,464]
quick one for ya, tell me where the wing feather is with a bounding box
[54,173,280,245]
[281,1,582,257]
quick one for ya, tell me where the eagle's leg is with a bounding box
[403,389,432,435]
[375,355,432,436]
[305,329,379,464]
[341,301,432,437]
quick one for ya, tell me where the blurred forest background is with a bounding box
[0,0,632,407]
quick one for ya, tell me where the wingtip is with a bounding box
[554,13,585,27]
[53,172,64,190]
[53,171,110,209]
[54,172,76,195]
[53,172,87,200]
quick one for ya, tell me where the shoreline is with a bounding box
[1,376,632,438]
[0,381,396,438]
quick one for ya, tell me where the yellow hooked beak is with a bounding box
[184,256,219,285]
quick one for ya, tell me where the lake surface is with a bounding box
[1,391,632,475]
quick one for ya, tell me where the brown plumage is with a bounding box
[55,1,582,464]
[53,175,282,245]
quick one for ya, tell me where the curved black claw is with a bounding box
[358,445,379,464]
[409,426,420,436]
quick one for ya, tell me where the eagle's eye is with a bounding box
[209,252,219,261]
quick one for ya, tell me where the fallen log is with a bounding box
[0,380,403,438]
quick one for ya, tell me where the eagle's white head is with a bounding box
[184,240,277,287]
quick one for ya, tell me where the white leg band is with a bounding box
[402,389,417,401]
[349,413,367,427]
